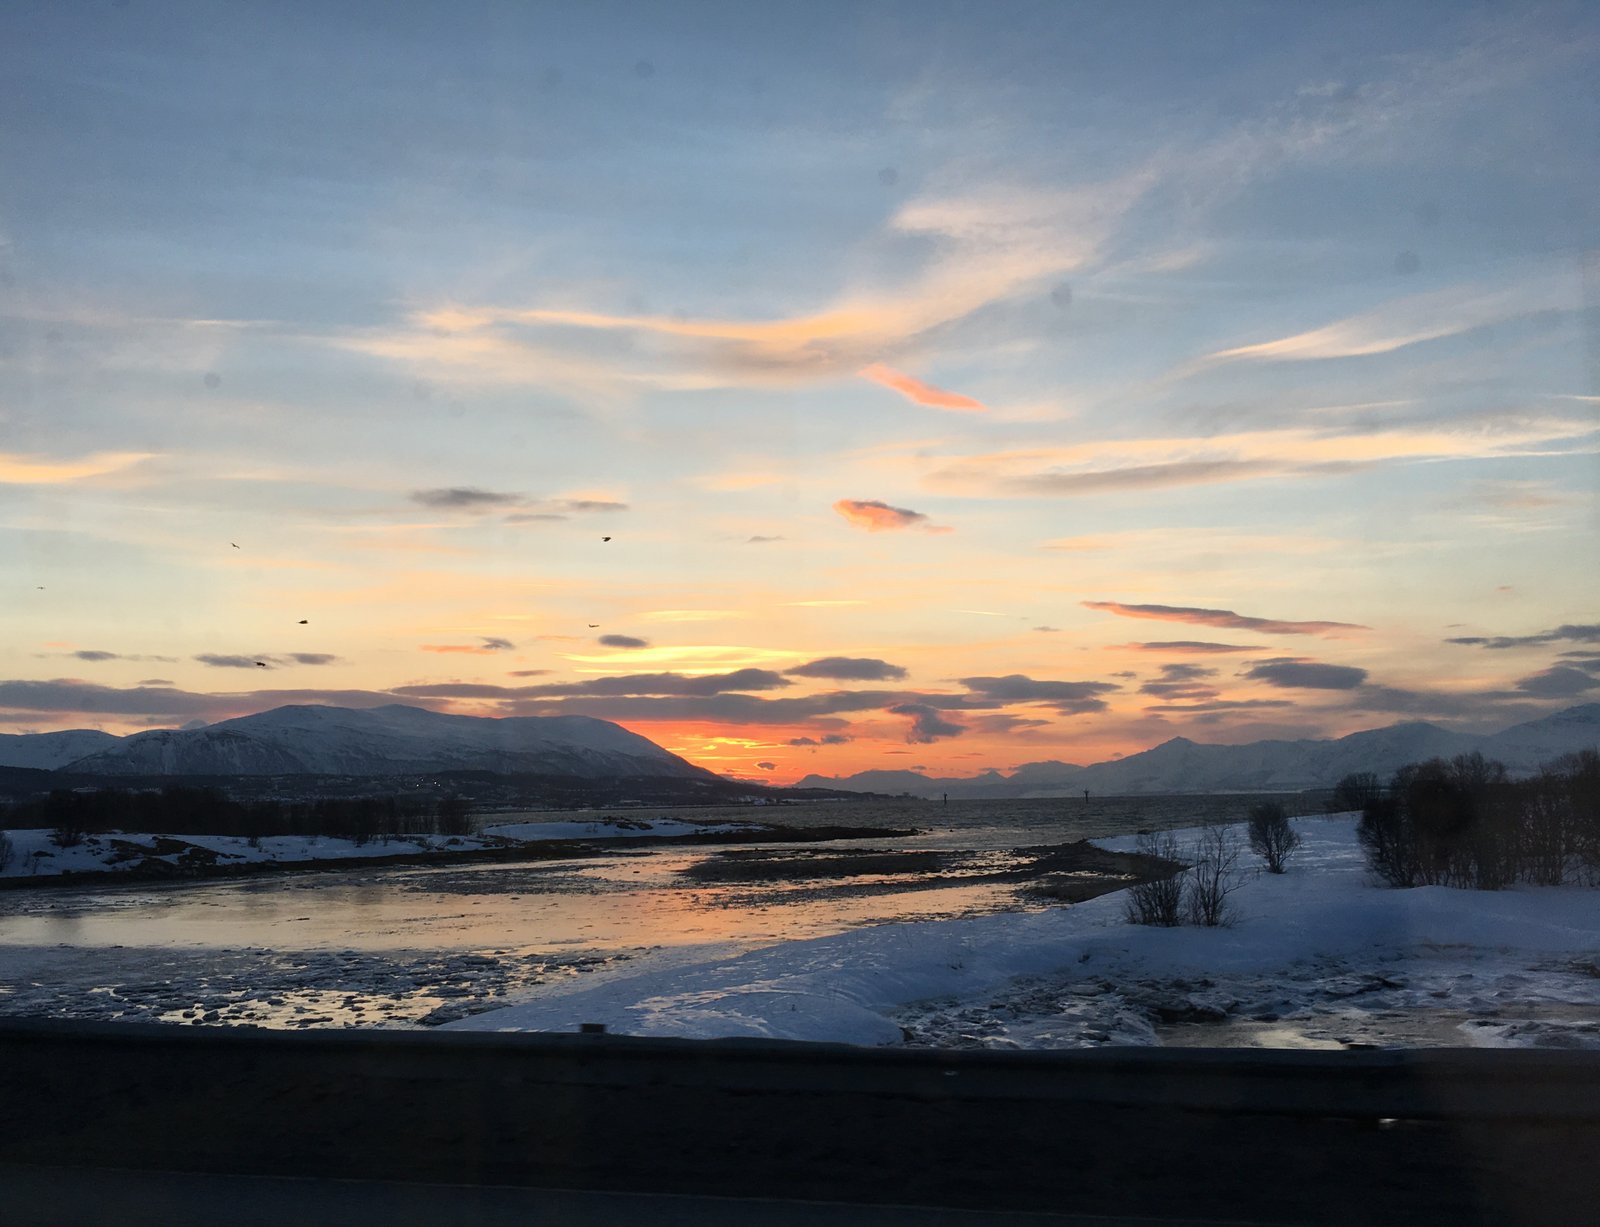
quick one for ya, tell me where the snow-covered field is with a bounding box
[446,814,1600,1050]
[0,817,756,880]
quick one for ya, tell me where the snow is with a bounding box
[0,817,758,879]
[445,813,1600,1049]
[800,703,1600,797]
[55,702,709,778]
[0,729,120,770]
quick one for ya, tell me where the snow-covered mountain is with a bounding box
[54,704,712,780]
[797,705,1600,798]
[0,729,121,771]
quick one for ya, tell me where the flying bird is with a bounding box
[230,543,240,549]
[297,619,308,625]
[254,661,268,668]
[601,536,611,542]
[588,623,599,628]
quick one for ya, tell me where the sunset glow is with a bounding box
[3,4,1596,786]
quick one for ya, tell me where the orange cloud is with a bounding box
[420,636,516,655]
[1114,641,1270,654]
[0,451,156,484]
[833,499,949,533]
[858,364,986,413]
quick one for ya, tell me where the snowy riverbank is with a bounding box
[0,817,756,882]
[447,813,1600,1050]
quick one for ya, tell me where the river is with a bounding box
[0,794,1289,1029]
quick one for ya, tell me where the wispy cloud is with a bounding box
[410,487,519,510]
[833,498,950,533]
[420,637,516,655]
[0,680,392,720]
[410,488,628,520]
[382,171,1152,391]
[194,654,273,669]
[0,451,156,485]
[1242,657,1369,690]
[1446,624,1600,650]
[639,609,746,624]
[56,650,179,664]
[1116,641,1269,654]
[1085,601,1367,637]
[194,653,342,669]
[921,416,1597,499]
[1138,662,1220,701]
[787,657,908,681]
[1201,275,1575,367]
[597,634,650,649]
[957,674,1119,714]
[393,668,794,699]
[858,364,985,413]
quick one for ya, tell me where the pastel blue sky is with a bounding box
[2,1,1596,779]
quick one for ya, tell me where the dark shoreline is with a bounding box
[0,822,917,893]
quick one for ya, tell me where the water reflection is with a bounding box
[0,798,1235,955]
[0,846,1035,954]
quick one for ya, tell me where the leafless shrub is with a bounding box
[1185,822,1242,927]
[1125,831,1185,926]
[1247,801,1301,874]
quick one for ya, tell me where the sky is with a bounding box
[2,1,1597,783]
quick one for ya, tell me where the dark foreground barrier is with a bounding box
[1,1018,1596,1224]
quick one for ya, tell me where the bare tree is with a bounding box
[1331,772,1383,814]
[1247,801,1301,874]
[1185,822,1242,927]
[435,793,473,837]
[1125,830,1186,926]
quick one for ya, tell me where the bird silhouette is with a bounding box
[601,536,611,542]
[254,661,268,668]
[230,543,240,549]
[297,619,308,625]
[588,623,599,628]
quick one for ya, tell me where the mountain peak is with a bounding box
[54,704,710,780]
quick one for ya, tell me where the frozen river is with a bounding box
[0,795,1275,1030]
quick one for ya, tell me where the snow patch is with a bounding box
[447,814,1600,1049]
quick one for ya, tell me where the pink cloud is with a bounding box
[858,363,986,413]
[1084,601,1367,637]
[833,498,950,533]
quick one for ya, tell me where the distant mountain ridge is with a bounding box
[796,704,1600,798]
[0,729,121,771]
[1,704,712,781]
